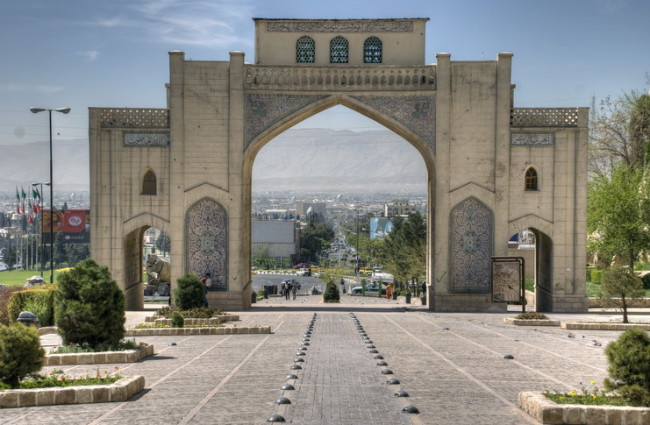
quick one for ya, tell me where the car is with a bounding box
[296,268,311,276]
[351,282,387,294]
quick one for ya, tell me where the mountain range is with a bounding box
[0,129,427,194]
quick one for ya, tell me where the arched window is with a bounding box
[525,167,538,191]
[296,36,315,63]
[330,36,348,63]
[142,169,157,195]
[363,36,382,63]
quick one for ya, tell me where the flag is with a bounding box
[21,186,26,200]
[15,186,20,214]
[15,186,20,202]
[28,199,33,214]
[27,215,33,224]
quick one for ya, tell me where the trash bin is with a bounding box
[405,292,412,304]
[17,311,40,327]
[251,291,257,304]
[420,292,426,306]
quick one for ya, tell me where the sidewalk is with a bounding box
[3,297,647,424]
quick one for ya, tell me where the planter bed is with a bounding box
[144,314,239,324]
[504,317,561,326]
[519,391,650,425]
[0,375,145,408]
[44,343,154,366]
[562,322,650,331]
[125,326,271,337]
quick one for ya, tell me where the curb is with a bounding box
[518,391,650,425]
[125,326,272,336]
[0,375,145,408]
[562,322,650,331]
[44,343,154,366]
[504,318,561,326]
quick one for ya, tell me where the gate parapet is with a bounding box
[510,108,579,128]
[244,65,436,91]
[96,108,170,129]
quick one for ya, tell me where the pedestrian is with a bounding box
[292,282,298,300]
[202,273,213,307]
[385,283,393,300]
[285,281,291,300]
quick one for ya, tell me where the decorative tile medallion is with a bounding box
[185,198,227,291]
[123,132,170,147]
[511,133,554,146]
[353,96,435,150]
[449,197,493,293]
[244,94,326,149]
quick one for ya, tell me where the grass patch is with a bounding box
[545,392,633,407]
[0,270,64,287]
[49,340,139,354]
[0,369,121,390]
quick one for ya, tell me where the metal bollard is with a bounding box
[17,311,40,327]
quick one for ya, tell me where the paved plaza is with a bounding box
[3,294,648,424]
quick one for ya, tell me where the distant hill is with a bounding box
[0,129,427,194]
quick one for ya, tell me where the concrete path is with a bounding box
[2,294,647,424]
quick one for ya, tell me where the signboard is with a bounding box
[491,257,524,304]
[42,209,90,243]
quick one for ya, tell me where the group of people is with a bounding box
[281,280,300,300]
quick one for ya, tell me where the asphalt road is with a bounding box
[252,273,327,295]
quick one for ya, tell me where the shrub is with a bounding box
[0,286,25,326]
[591,269,603,284]
[54,259,126,347]
[0,323,45,388]
[173,274,206,310]
[604,328,650,406]
[323,282,340,303]
[170,311,184,327]
[586,269,592,282]
[641,273,650,290]
[515,312,549,320]
[7,285,57,327]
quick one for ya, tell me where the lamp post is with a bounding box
[31,182,50,277]
[30,107,70,283]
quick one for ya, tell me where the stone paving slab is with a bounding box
[2,297,649,424]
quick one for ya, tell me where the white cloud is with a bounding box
[0,83,64,93]
[80,50,100,62]
[94,0,255,48]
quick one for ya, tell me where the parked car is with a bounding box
[351,282,387,294]
[296,268,311,276]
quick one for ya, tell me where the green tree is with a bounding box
[173,274,205,310]
[300,222,335,263]
[156,232,171,256]
[0,323,45,388]
[53,231,66,267]
[54,259,126,347]
[380,212,426,291]
[600,266,645,323]
[587,164,650,269]
[604,328,650,406]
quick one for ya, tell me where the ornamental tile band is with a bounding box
[123,132,170,147]
[244,94,326,148]
[99,108,169,128]
[511,133,554,146]
[510,108,578,128]
[354,96,435,150]
[267,21,413,33]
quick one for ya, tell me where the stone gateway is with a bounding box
[89,18,587,312]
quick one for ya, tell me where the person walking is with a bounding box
[291,282,298,300]
[285,281,291,300]
[385,283,393,300]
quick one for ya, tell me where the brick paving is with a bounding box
[2,294,648,424]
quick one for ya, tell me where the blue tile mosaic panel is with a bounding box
[185,198,228,291]
[353,96,435,150]
[449,197,493,293]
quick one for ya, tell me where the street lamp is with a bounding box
[30,107,70,283]
[31,182,50,277]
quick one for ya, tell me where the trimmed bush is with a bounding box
[54,259,126,347]
[591,269,603,284]
[586,269,592,282]
[0,323,45,388]
[170,311,184,328]
[174,274,205,310]
[323,282,340,303]
[641,273,650,290]
[515,312,549,320]
[7,285,57,327]
[0,286,24,326]
[604,328,650,406]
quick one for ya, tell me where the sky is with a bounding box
[0,0,648,155]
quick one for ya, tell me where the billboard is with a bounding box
[42,209,90,243]
[370,218,393,240]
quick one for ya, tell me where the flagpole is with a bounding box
[31,182,48,277]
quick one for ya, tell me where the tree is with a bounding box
[604,328,650,406]
[587,164,650,269]
[53,231,66,267]
[589,90,650,177]
[0,323,44,388]
[299,222,335,263]
[54,259,126,347]
[155,232,171,257]
[379,212,426,292]
[600,266,645,324]
[173,274,205,310]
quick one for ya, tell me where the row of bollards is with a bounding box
[267,312,318,423]
[350,312,420,415]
